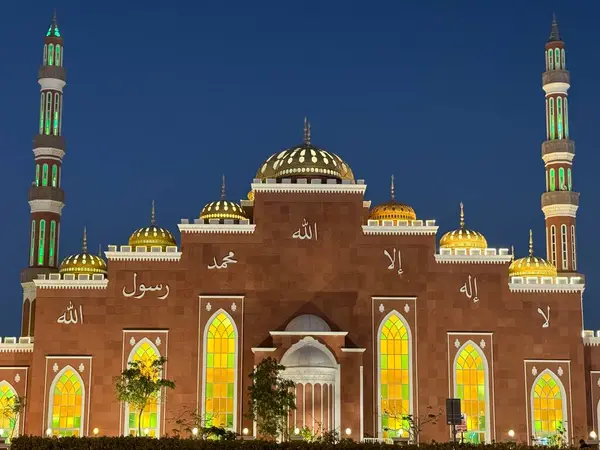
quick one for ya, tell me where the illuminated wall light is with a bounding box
[192,427,198,436]
[345,428,352,436]
[93,427,99,436]
[294,427,300,435]
[0,429,4,437]
[508,429,515,438]
[590,431,597,440]
[144,428,150,436]
[242,428,249,435]
[45,428,52,437]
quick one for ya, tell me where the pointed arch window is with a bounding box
[51,165,58,187]
[35,164,40,186]
[561,49,566,70]
[549,98,555,139]
[38,220,46,266]
[203,311,238,429]
[558,167,565,190]
[43,44,48,65]
[564,98,569,138]
[567,168,572,191]
[571,225,577,271]
[454,342,489,443]
[125,340,161,436]
[55,45,61,67]
[49,221,56,266]
[550,225,557,266]
[0,381,19,439]
[378,312,411,438]
[557,97,563,139]
[554,48,560,68]
[53,94,60,135]
[549,168,555,192]
[29,220,36,266]
[531,371,567,443]
[561,224,568,270]
[547,50,553,71]
[39,93,45,134]
[48,367,84,436]
[48,44,54,66]
[42,163,49,187]
[45,93,52,135]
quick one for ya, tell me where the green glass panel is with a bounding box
[52,416,59,428]
[150,413,157,428]
[227,353,234,368]
[29,220,36,266]
[564,98,569,137]
[56,45,61,66]
[382,415,388,427]
[74,416,80,427]
[402,384,409,399]
[42,164,48,186]
[206,383,213,398]
[557,97,563,138]
[51,165,57,187]
[48,44,54,65]
[227,383,234,398]
[129,414,136,428]
[207,354,213,368]
[226,414,233,427]
[36,164,40,186]
[401,355,408,369]
[478,385,485,399]
[549,98,555,139]
[39,93,45,133]
[381,355,387,369]
[49,220,56,266]
[549,169,556,192]
[38,220,46,265]
[381,384,388,398]
[456,385,463,398]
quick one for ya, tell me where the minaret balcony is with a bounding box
[542,69,570,85]
[38,65,66,82]
[541,191,579,208]
[542,139,575,157]
[33,134,65,151]
[28,185,65,203]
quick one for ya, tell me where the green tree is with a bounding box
[115,356,175,436]
[246,357,296,440]
[0,394,25,441]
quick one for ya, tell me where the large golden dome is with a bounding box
[59,228,108,276]
[129,201,177,249]
[440,203,488,250]
[199,176,248,222]
[509,230,557,278]
[369,175,417,223]
[255,118,354,182]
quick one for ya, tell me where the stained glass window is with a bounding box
[53,95,60,135]
[45,93,52,135]
[549,169,555,192]
[0,383,18,439]
[558,168,565,190]
[561,49,566,70]
[532,372,565,441]
[557,98,563,139]
[39,93,45,134]
[29,220,36,266]
[43,44,47,65]
[205,312,236,429]
[380,313,410,438]
[564,98,569,138]
[455,343,487,443]
[50,368,83,436]
[547,50,553,71]
[56,45,61,67]
[49,221,56,266]
[42,164,48,187]
[35,164,40,187]
[571,225,576,271]
[549,98,555,139]
[555,49,560,68]
[48,44,54,66]
[128,341,160,436]
[38,220,46,266]
[51,165,57,187]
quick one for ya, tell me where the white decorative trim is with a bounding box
[33,147,65,159]
[508,279,584,293]
[105,251,181,262]
[29,199,64,214]
[542,152,575,164]
[14,374,21,383]
[34,279,109,290]
[251,347,277,353]
[269,331,348,336]
[251,182,366,195]
[39,78,66,92]
[283,367,337,384]
[435,254,512,264]
[178,224,256,234]
[542,82,570,95]
[340,348,366,353]
[542,204,578,218]
[378,303,384,313]
[362,225,438,236]
[372,296,417,301]
[0,343,34,353]
[21,282,36,302]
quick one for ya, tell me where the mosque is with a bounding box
[0,12,599,445]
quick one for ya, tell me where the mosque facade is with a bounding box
[1,13,600,445]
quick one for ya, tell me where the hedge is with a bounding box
[7,438,581,450]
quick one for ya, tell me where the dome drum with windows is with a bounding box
[59,227,107,277]
[128,201,177,250]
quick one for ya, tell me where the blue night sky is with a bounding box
[1,1,598,335]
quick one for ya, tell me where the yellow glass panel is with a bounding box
[532,372,565,440]
[51,369,83,436]
[128,341,160,436]
[455,344,486,443]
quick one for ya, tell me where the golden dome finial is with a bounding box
[98,244,102,257]
[303,116,311,145]
[221,175,226,200]
[511,245,515,262]
[151,200,156,225]
[439,202,487,251]
[390,175,395,200]
[82,226,88,253]
[508,229,557,278]
[529,229,534,257]
[459,202,465,229]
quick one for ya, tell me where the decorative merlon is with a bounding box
[0,337,34,353]
[34,273,108,289]
[105,245,181,261]
[509,276,584,293]
[583,331,600,346]
[179,221,256,234]
[362,219,438,236]
[435,247,512,264]
[251,178,367,194]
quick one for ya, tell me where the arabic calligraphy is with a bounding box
[537,306,550,328]
[208,251,238,270]
[292,219,318,241]
[383,248,403,275]
[122,272,170,299]
[56,301,84,325]
[459,275,479,303]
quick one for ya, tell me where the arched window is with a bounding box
[51,165,57,187]
[58,95,63,135]
[48,367,84,436]
[547,49,553,71]
[531,370,567,444]
[39,93,45,134]
[557,97,563,139]
[0,382,19,439]
[567,168,572,191]
[564,98,569,138]
[561,49,566,70]
[43,44,48,65]
[378,312,412,438]
[49,221,56,266]
[561,224,568,270]
[549,98,555,139]
[35,164,40,186]
[126,340,161,436]
[55,45,61,67]
[454,342,489,443]
[53,94,60,135]
[29,220,36,266]
[45,93,52,135]
[571,225,576,271]
[42,164,49,187]
[558,167,565,190]
[550,225,557,266]
[545,171,548,192]
[554,48,560,68]
[38,220,46,266]
[48,44,54,66]
[203,311,238,430]
[549,168,555,192]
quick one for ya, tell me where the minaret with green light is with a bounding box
[20,12,67,336]
[541,14,579,275]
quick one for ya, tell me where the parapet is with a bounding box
[435,247,512,264]
[251,178,367,194]
[0,336,34,353]
[179,219,256,234]
[583,331,600,346]
[33,273,109,289]
[105,245,181,261]
[362,219,438,236]
[509,275,584,293]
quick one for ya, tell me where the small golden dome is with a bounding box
[509,230,557,278]
[440,202,488,249]
[199,175,248,222]
[128,201,176,249]
[369,175,417,223]
[255,118,355,182]
[247,190,255,201]
[59,227,108,276]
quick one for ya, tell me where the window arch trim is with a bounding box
[452,340,491,443]
[377,310,413,438]
[47,365,85,436]
[530,369,568,443]
[571,225,576,271]
[550,225,557,266]
[561,224,568,270]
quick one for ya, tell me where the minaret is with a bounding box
[541,14,579,274]
[20,13,66,336]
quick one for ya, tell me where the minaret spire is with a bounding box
[528,229,534,257]
[82,227,88,253]
[221,175,226,200]
[549,13,561,42]
[151,200,156,225]
[390,175,395,200]
[459,202,465,229]
[303,117,311,145]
